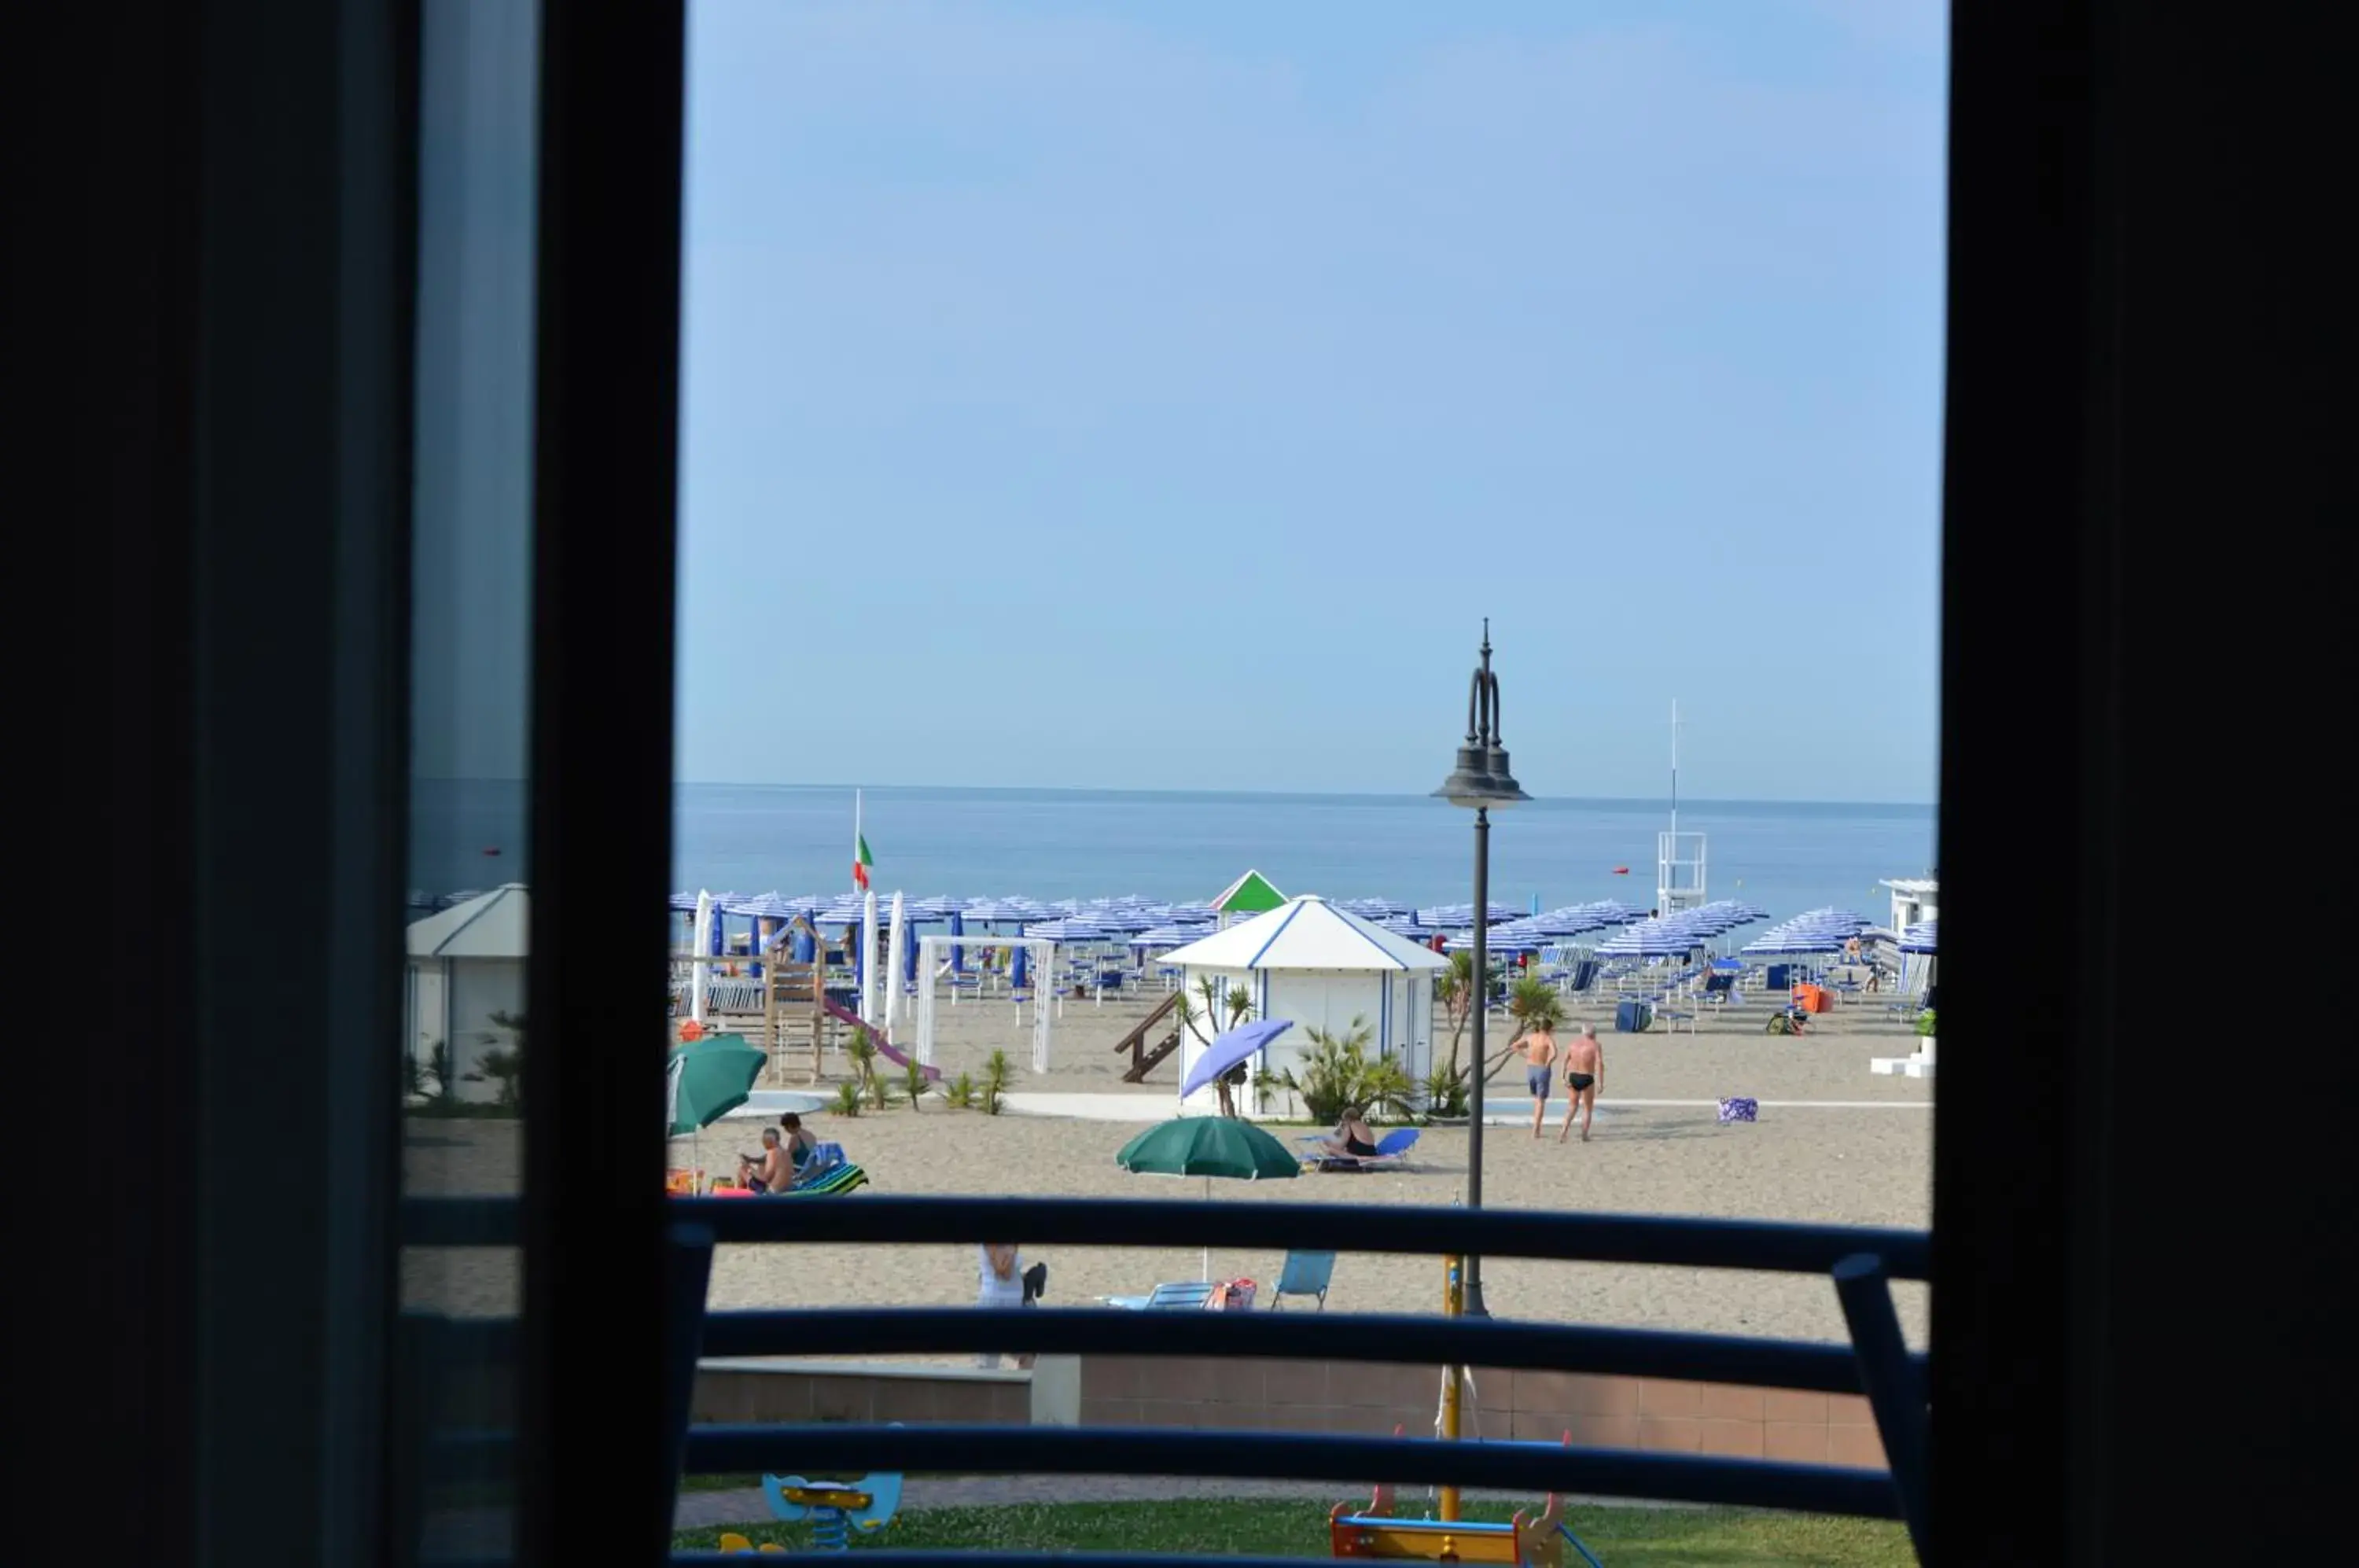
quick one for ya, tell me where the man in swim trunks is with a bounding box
[1557,1024,1605,1143]
[1519,1023,1559,1137]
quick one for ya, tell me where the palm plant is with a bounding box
[1251,1063,1294,1120]
[1278,1018,1415,1124]
[1420,1064,1469,1121]
[901,1055,929,1110]
[981,1047,1014,1116]
[847,1028,892,1108]
[1507,974,1566,1039]
[946,1071,977,1110]
[466,1010,528,1109]
[832,1080,863,1117]
[1434,951,1476,1080]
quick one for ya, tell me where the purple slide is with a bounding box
[821,999,943,1082]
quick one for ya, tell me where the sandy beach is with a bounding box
[403,991,1932,1350]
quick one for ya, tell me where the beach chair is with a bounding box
[1102,1279,1217,1311]
[1269,1250,1337,1310]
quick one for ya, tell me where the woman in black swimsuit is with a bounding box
[1323,1109,1379,1159]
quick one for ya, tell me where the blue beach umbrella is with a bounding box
[1180,1018,1295,1099]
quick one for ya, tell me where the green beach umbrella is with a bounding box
[1116,1116,1298,1281]
[1117,1116,1301,1181]
[666,1032,765,1137]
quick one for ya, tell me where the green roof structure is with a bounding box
[1211,868,1287,915]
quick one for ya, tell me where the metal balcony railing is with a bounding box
[404,1195,1930,1564]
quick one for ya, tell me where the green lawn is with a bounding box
[675,1496,1913,1564]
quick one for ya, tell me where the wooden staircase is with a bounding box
[1112,991,1184,1084]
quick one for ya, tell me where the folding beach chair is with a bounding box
[1102,1279,1216,1311]
[1269,1250,1336,1310]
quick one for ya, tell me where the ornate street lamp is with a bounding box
[1432,620,1529,1317]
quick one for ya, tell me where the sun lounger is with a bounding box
[786,1141,871,1194]
[1297,1127,1420,1172]
[1102,1279,1216,1311]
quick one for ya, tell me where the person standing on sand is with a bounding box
[1556,1025,1605,1143]
[1519,1023,1559,1137]
[976,1242,1032,1369]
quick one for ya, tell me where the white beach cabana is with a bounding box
[1154,894,1448,1117]
[405,882,530,1102]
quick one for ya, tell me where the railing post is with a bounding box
[664,1223,718,1519]
[1438,1253,1463,1522]
[1831,1253,1929,1561]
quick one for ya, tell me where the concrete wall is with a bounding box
[1079,1356,1888,1470]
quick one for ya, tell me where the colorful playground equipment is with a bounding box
[1328,1434,1603,1568]
[1329,1255,1603,1566]
[756,1467,903,1551]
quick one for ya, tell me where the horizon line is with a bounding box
[663,778,1938,810]
[413,775,1936,809]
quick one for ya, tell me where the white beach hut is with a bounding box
[405,883,530,1102]
[1155,895,1449,1117]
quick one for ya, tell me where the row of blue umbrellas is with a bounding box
[1739,907,1875,957]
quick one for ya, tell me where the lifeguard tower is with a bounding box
[1654,702,1706,918]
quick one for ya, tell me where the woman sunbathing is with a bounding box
[1319,1109,1380,1159]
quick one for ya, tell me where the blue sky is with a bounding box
[675,0,1948,803]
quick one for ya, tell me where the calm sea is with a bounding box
[412,781,1934,923]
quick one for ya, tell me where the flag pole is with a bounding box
[854,788,863,891]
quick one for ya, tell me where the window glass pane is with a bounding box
[395,0,540,1559]
[672,0,1941,1544]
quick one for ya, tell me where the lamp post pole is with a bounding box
[1466,807,1490,1318]
[1433,620,1526,1323]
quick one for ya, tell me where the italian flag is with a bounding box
[852,831,874,891]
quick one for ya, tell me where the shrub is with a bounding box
[946,1072,977,1110]
[1278,1019,1413,1124]
[902,1055,929,1108]
[1915,1008,1938,1038]
[981,1048,1013,1116]
[832,1081,863,1117]
[1420,1066,1469,1121]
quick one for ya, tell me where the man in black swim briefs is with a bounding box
[1557,1024,1606,1144]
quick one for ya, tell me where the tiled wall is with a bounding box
[683,1356,1888,1474]
[692,1364,1032,1427]
[1078,1357,1890,1471]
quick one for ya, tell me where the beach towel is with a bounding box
[1718,1098,1759,1124]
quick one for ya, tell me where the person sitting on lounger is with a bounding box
[778,1112,819,1172]
[737,1127,791,1194]
[1319,1108,1380,1160]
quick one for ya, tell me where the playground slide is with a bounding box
[821,999,942,1082]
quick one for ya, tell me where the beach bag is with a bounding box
[1718,1098,1758,1124]
[1022,1261,1048,1304]
[1205,1278,1257,1311]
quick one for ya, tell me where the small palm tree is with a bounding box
[1435,951,1476,1080]
[981,1047,1014,1115]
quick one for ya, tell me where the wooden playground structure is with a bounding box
[674,916,937,1088]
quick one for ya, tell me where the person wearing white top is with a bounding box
[976,1242,1030,1369]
